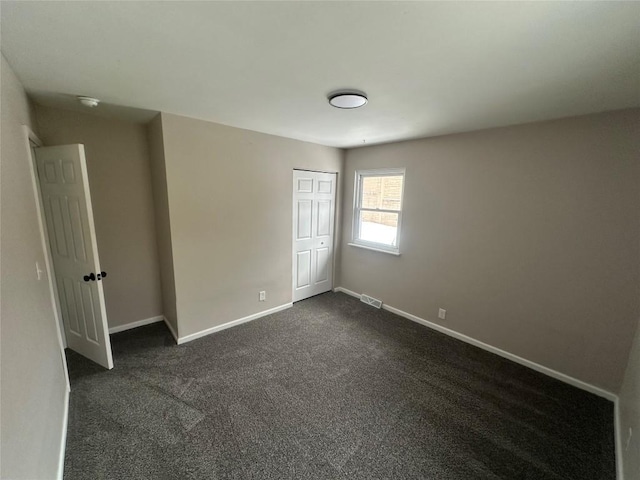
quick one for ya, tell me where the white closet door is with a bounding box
[292,170,336,302]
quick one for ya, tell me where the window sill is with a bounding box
[348,243,401,256]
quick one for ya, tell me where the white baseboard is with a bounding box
[108,315,164,334]
[163,316,179,344]
[333,287,616,401]
[333,286,361,299]
[177,303,293,345]
[57,388,69,480]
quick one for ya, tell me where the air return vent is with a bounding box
[360,294,382,309]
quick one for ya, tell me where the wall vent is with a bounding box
[361,294,382,309]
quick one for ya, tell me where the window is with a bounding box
[351,168,405,254]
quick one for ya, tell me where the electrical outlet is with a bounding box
[438,308,446,320]
[259,291,266,302]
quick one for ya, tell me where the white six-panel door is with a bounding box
[35,144,114,369]
[293,170,336,302]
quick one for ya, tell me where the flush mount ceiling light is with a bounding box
[328,91,368,109]
[77,96,100,108]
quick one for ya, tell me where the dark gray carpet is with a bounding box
[64,292,615,479]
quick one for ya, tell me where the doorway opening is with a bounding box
[25,126,114,369]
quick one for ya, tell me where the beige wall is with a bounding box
[147,114,178,336]
[34,105,163,329]
[1,55,69,478]
[160,113,343,338]
[620,318,640,479]
[340,109,640,393]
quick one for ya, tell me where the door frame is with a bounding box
[291,168,339,302]
[22,125,70,390]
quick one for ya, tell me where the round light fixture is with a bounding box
[77,96,100,108]
[328,91,367,109]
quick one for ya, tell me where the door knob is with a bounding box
[97,271,107,280]
[83,272,96,282]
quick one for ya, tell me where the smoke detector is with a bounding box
[77,96,100,108]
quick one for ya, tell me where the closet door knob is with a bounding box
[83,272,96,282]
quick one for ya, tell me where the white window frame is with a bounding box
[350,168,406,255]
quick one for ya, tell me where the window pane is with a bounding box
[361,175,403,211]
[360,211,398,246]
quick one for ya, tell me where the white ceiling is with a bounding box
[2,2,639,148]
